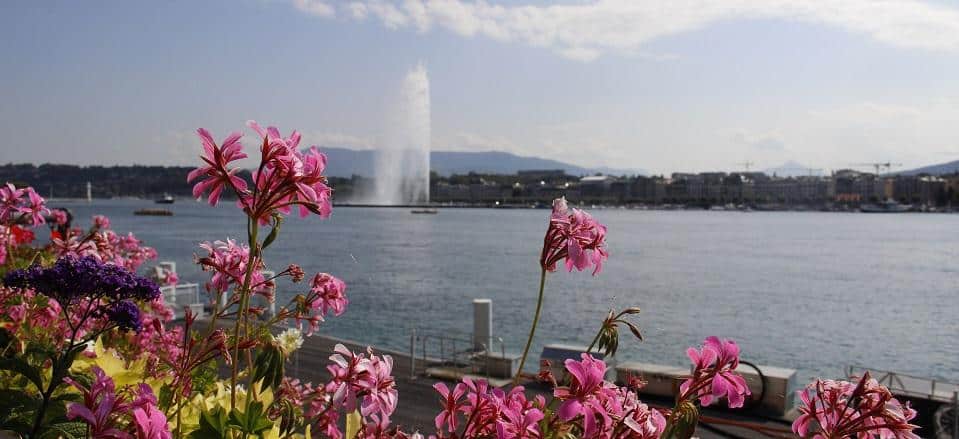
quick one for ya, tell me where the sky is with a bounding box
[2,0,959,175]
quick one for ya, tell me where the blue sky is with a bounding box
[2,0,959,174]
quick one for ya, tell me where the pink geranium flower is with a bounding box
[433,382,468,433]
[64,367,133,439]
[131,405,172,439]
[241,120,333,223]
[553,353,616,437]
[793,372,919,439]
[540,197,608,275]
[679,336,751,408]
[187,128,248,206]
[196,239,264,294]
[310,272,348,317]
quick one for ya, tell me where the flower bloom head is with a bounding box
[93,214,111,229]
[187,128,248,206]
[50,208,69,225]
[310,272,348,317]
[240,121,333,223]
[793,372,919,439]
[0,183,48,226]
[274,327,304,354]
[680,336,750,408]
[540,197,609,275]
[553,353,617,437]
[196,238,264,294]
[323,344,398,429]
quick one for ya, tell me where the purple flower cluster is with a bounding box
[3,256,160,332]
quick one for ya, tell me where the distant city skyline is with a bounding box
[2,0,959,175]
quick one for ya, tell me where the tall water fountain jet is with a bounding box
[372,63,431,205]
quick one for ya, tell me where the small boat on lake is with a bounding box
[411,208,438,214]
[135,208,173,216]
[155,194,175,204]
[860,199,912,213]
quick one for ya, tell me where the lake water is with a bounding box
[50,199,958,385]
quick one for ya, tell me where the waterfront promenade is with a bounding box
[198,319,795,438]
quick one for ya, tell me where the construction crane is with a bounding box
[736,161,754,172]
[849,162,903,175]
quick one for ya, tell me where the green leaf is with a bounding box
[0,328,14,352]
[40,422,89,439]
[227,401,273,437]
[345,410,362,439]
[0,388,40,434]
[0,357,44,391]
[251,344,285,390]
[188,407,229,439]
[261,215,283,250]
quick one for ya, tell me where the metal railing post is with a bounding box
[409,328,416,380]
[952,390,958,439]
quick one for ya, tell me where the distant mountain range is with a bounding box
[763,160,826,177]
[319,147,646,177]
[896,159,959,176]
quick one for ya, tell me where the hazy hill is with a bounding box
[763,160,825,177]
[897,159,959,176]
[320,147,646,177]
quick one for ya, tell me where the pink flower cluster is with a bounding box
[0,286,66,345]
[296,273,347,333]
[196,238,264,295]
[65,366,172,439]
[50,216,158,271]
[679,336,751,408]
[0,183,48,264]
[435,378,545,439]
[432,354,666,439]
[244,121,333,222]
[793,372,919,439]
[540,197,609,275]
[283,344,397,438]
[187,121,333,223]
[0,183,47,227]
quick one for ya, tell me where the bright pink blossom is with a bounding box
[197,239,264,294]
[310,273,348,317]
[187,128,248,206]
[494,387,544,439]
[433,382,467,433]
[793,372,919,439]
[540,197,608,275]
[0,183,47,226]
[553,353,616,437]
[93,214,111,229]
[64,367,132,439]
[241,121,333,223]
[680,336,751,408]
[51,209,68,225]
[360,349,398,419]
[131,404,172,439]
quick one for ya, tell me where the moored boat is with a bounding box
[860,199,912,213]
[155,194,175,204]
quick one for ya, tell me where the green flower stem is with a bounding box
[230,219,259,412]
[514,268,547,385]
[586,329,602,354]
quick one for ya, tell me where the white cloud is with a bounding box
[305,131,377,149]
[292,0,335,17]
[290,0,959,61]
[732,130,788,152]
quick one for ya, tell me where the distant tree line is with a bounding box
[0,163,353,200]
